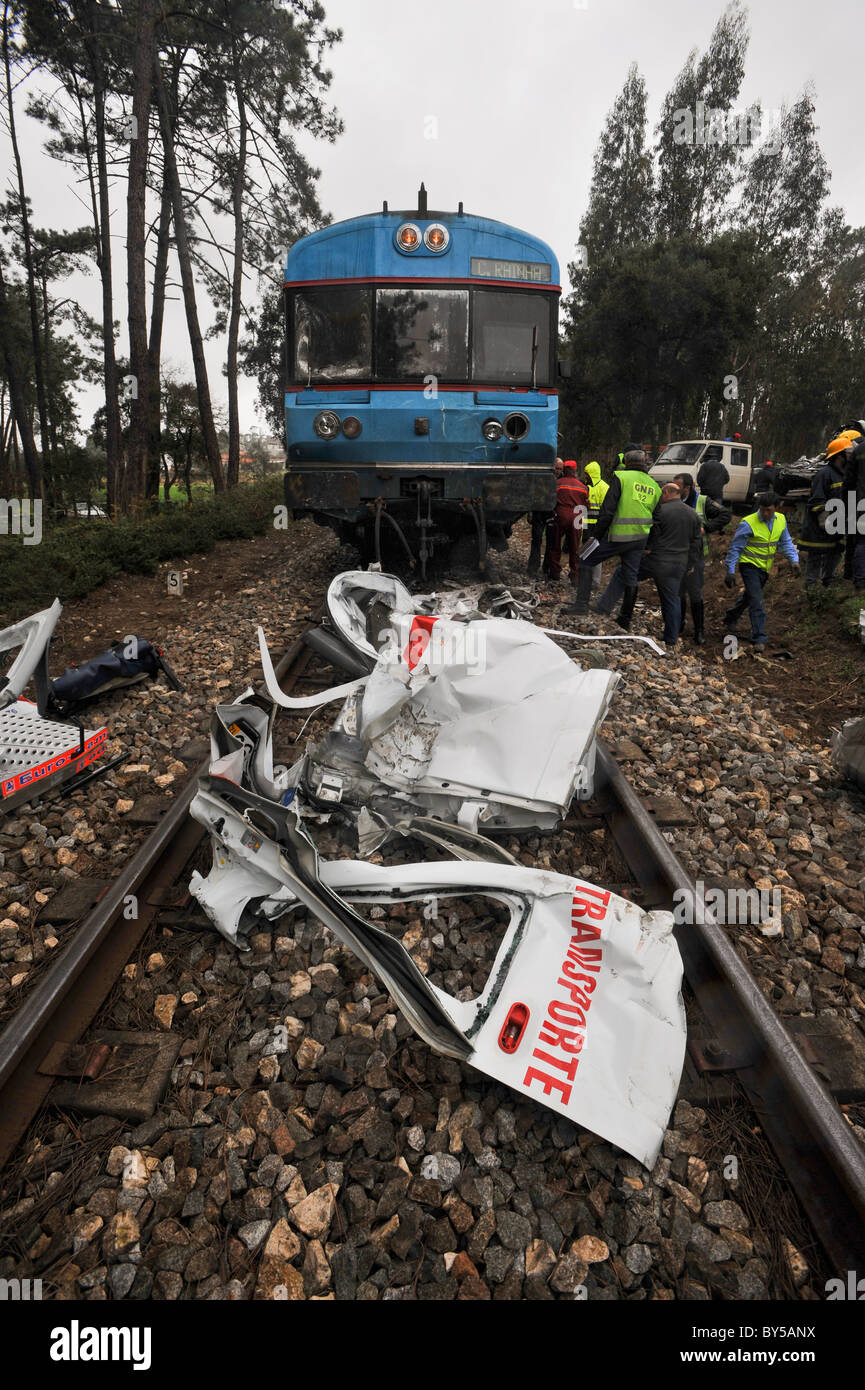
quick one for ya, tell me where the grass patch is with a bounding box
[0,478,285,624]
[165,483,215,503]
[839,593,865,643]
[793,586,865,645]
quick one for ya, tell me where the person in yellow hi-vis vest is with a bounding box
[724,492,800,647]
[583,461,609,592]
[584,461,609,522]
[572,449,661,629]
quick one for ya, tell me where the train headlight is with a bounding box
[423,223,449,252]
[504,412,530,440]
[341,416,362,439]
[482,418,503,441]
[313,410,340,439]
[396,222,421,251]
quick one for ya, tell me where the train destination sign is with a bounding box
[470,257,552,283]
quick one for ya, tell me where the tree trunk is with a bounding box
[10,413,20,490]
[2,1,49,500]
[0,387,9,493]
[145,180,173,505]
[226,35,248,489]
[0,266,43,499]
[40,268,62,480]
[124,0,157,512]
[184,433,193,504]
[78,44,123,517]
[155,63,226,493]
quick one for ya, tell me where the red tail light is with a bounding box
[498,1002,530,1053]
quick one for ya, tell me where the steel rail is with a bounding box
[0,635,310,1170]
[596,740,865,1274]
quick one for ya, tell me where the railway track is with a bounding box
[0,634,315,1172]
[1,613,864,1293]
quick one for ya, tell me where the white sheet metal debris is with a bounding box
[188,570,686,1162]
[190,771,685,1167]
[261,570,621,831]
[0,600,61,711]
[540,625,667,657]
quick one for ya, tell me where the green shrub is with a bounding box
[0,478,285,623]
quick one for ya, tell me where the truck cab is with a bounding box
[650,439,753,506]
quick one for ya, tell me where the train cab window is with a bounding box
[375,288,469,380]
[472,290,552,386]
[293,286,372,382]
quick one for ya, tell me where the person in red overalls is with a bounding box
[544,460,589,584]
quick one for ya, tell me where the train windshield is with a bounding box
[294,286,372,382]
[288,284,554,385]
[473,290,551,386]
[376,288,469,380]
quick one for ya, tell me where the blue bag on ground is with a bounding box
[49,638,183,713]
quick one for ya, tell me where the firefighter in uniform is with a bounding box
[836,425,864,580]
[545,461,589,584]
[724,492,800,646]
[572,449,661,629]
[800,436,850,589]
[842,423,865,589]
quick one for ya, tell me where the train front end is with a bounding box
[283,196,560,569]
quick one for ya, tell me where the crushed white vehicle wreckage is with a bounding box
[188,571,687,1164]
[258,570,623,833]
[190,760,686,1168]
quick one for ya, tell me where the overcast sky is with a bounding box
[6,0,864,437]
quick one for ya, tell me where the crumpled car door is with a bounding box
[190,775,685,1167]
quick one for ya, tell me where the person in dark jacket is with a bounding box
[696,446,730,502]
[752,459,776,493]
[528,457,562,575]
[572,449,661,626]
[640,483,703,643]
[673,472,726,644]
[800,437,849,588]
[595,482,702,641]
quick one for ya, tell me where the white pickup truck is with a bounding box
[650,439,753,506]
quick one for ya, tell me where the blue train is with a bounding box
[283,186,563,572]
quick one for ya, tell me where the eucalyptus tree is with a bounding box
[654,1,753,239]
[23,0,131,511]
[154,49,226,493]
[170,0,341,485]
[577,62,653,269]
[2,0,51,491]
[0,259,41,494]
[738,88,829,273]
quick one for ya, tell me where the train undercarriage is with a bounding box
[285,463,555,577]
